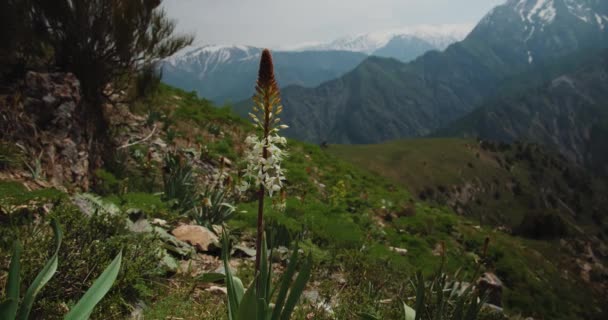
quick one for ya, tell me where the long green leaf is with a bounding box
[64,250,122,320]
[196,272,226,283]
[236,282,258,320]
[3,241,22,319]
[16,219,63,320]
[358,312,381,320]
[279,253,312,320]
[223,230,242,320]
[257,234,269,320]
[0,299,17,320]
[452,285,472,320]
[271,245,300,320]
[413,271,425,320]
[403,301,416,320]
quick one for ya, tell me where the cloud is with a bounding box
[162,0,505,48]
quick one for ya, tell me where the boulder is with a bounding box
[233,244,256,258]
[478,272,503,307]
[172,225,220,252]
[159,250,179,274]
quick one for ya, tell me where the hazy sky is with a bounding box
[162,0,506,48]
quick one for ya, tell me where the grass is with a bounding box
[1,83,606,319]
[328,139,608,233]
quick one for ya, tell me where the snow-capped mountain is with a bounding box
[284,24,472,54]
[163,44,259,78]
[160,25,470,102]
[473,0,608,65]
[246,0,608,145]
[161,45,367,103]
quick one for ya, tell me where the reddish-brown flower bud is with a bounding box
[257,49,278,91]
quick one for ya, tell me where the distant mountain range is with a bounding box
[435,48,608,175]
[160,24,470,103]
[161,46,367,103]
[283,24,471,54]
[233,0,607,146]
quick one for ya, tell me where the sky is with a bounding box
[162,0,506,48]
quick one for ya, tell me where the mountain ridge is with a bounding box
[235,0,608,144]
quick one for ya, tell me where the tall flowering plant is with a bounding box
[217,49,311,320]
[239,49,288,276]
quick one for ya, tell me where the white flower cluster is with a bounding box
[239,133,287,197]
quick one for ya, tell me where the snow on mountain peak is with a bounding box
[283,24,473,54]
[481,0,608,37]
[166,44,259,67]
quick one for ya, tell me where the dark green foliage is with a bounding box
[94,169,123,196]
[0,203,162,318]
[188,187,236,228]
[0,220,122,320]
[24,0,192,101]
[0,143,23,170]
[515,212,569,239]
[162,153,197,212]
[219,232,312,320]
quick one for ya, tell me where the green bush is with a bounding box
[94,169,123,196]
[0,203,163,319]
[162,153,197,212]
[188,186,236,228]
[0,142,23,170]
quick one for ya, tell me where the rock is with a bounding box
[302,290,320,303]
[129,300,146,320]
[159,250,179,274]
[213,265,237,276]
[153,227,195,258]
[220,156,232,167]
[205,286,227,295]
[478,272,503,307]
[330,273,347,285]
[172,225,220,252]
[152,137,167,149]
[389,246,408,256]
[151,218,168,227]
[211,224,224,235]
[432,243,445,256]
[233,245,256,258]
[271,246,290,263]
[129,218,153,233]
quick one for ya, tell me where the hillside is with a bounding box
[328,138,608,233]
[2,77,607,319]
[328,137,608,314]
[434,49,608,176]
[234,0,608,144]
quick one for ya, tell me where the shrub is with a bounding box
[0,142,23,170]
[188,186,236,228]
[0,202,163,318]
[94,169,123,195]
[515,211,569,239]
[0,220,122,320]
[162,153,197,212]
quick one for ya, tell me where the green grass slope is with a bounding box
[2,85,607,319]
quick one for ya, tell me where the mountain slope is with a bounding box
[241,0,608,144]
[326,137,608,318]
[371,35,437,63]
[435,49,608,176]
[161,45,367,103]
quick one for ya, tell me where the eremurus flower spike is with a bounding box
[239,49,289,293]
